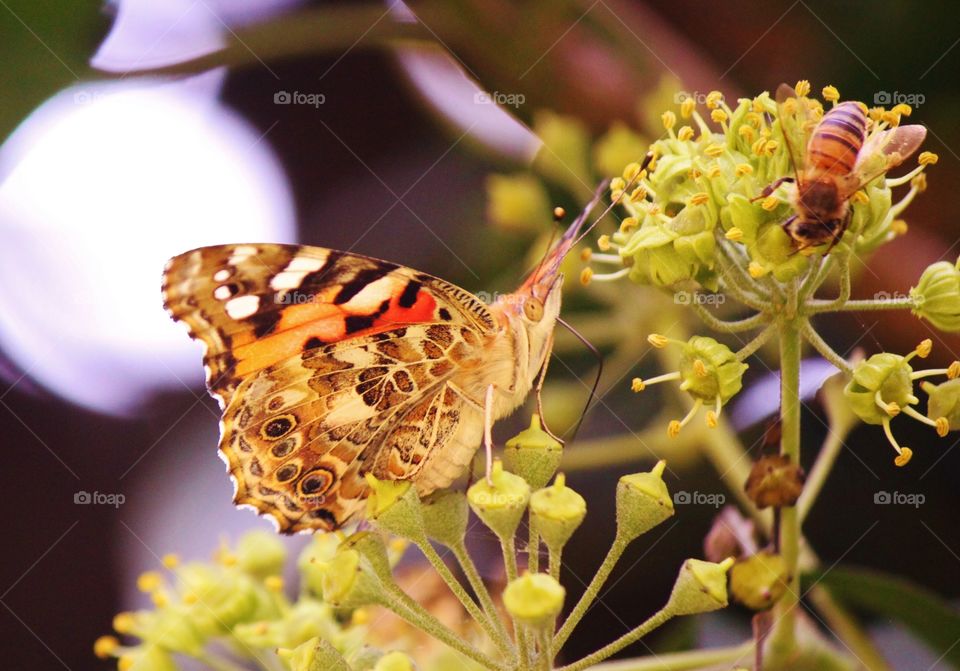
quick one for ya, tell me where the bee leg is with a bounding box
[484,383,496,484]
[750,176,795,203]
[824,213,851,254]
[534,331,565,445]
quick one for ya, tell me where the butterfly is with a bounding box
[162,189,606,533]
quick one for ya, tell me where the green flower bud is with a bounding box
[420,490,469,547]
[664,557,734,616]
[503,414,562,490]
[678,336,748,403]
[747,222,808,282]
[277,637,351,671]
[298,533,343,598]
[467,460,531,540]
[318,548,384,609]
[616,460,674,541]
[729,551,790,611]
[365,474,426,542]
[924,378,960,430]
[843,352,915,425]
[348,646,386,671]
[235,530,287,578]
[502,572,565,628]
[911,260,960,332]
[141,607,206,655]
[485,174,551,233]
[174,564,259,635]
[339,531,393,581]
[374,651,418,671]
[234,598,337,649]
[529,474,586,552]
[118,645,178,671]
[619,206,717,287]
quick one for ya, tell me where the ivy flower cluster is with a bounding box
[98,417,738,671]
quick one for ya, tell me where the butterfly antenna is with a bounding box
[571,150,654,249]
[556,316,603,443]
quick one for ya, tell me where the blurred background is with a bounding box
[3,1,960,669]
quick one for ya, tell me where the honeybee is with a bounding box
[759,83,927,250]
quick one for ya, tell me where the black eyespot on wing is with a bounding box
[261,414,296,440]
[438,307,452,321]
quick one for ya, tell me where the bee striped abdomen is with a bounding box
[807,101,866,175]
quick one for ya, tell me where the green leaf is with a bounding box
[804,566,960,668]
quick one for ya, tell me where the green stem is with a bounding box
[502,536,531,670]
[555,608,674,671]
[382,586,505,670]
[553,537,628,651]
[548,546,562,581]
[769,319,802,660]
[587,641,754,671]
[537,626,554,671]
[800,319,854,374]
[807,296,914,313]
[419,540,514,659]
[735,323,776,361]
[715,252,770,311]
[451,541,512,648]
[691,303,769,333]
[528,521,540,574]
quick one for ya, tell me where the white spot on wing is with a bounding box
[226,295,260,319]
[213,285,232,300]
[270,253,328,291]
[213,269,231,282]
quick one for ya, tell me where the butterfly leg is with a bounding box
[484,383,496,484]
[535,331,565,445]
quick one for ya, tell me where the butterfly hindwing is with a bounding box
[221,325,486,532]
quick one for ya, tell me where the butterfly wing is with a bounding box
[162,243,497,532]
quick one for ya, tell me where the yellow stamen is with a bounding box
[622,162,642,182]
[707,165,722,179]
[113,612,136,634]
[706,90,724,109]
[763,139,779,155]
[822,85,840,103]
[631,377,645,392]
[725,227,744,241]
[265,575,284,592]
[94,636,119,659]
[689,192,710,206]
[136,571,162,593]
[936,417,950,437]
[119,656,135,671]
[704,143,725,157]
[751,137,768,156]
[151,591,169,608]
[579,267,593,286]
[739,125,756,142]
[891,103,912,117]
[891,219,908,235]
[669,399,703,437]
[912,173,928,192]
[597,234,611,251]
[919,151,938,166]
[183,592,198,604]
[882,111,902,127]
[894,447,913,467]
[580,248,593,262]
[851,190,870,205]
[882,418,912,466]
[677,125,695,142]
[610,177,626,192]
[161,553,179,569]
[351,608,371,626]
[761,195,779,211]
[667,420,682,438]
[647,333,669,348]
[711,109,728,124]
[948,361,960,379]
[748,262,767,279]
[916,339,933,358]
[680,97,696,118]
[620,216,639,233]
[875,390,901,417]
[630,186,647,202]
[661,110,677,130]
[794,80,811,97]
[693,359,709,377]
[706,411,718,428]
[735,163,753,177]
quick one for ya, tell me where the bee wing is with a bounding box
[775,83,813,176]
[850,124,928,189]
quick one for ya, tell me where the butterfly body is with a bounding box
[162,229,572,533]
